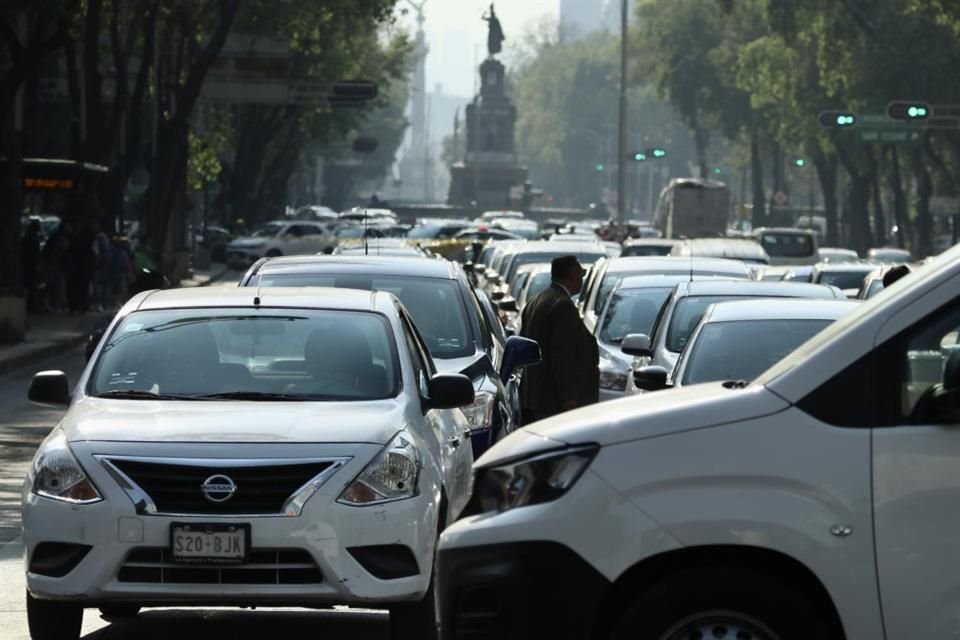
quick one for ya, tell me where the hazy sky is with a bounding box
[395,0,560,98]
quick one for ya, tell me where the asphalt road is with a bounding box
[0,271,391,639]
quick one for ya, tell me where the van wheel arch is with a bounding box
[593,545,846,640]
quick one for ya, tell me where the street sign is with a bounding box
[856,128,921,144]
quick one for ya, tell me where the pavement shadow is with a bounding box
[82,608,390,640]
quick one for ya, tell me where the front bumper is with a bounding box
[22,442,438,608]
[436,541,610,640]
[225,248,261,267]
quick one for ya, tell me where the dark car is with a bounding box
[239,255,539,457]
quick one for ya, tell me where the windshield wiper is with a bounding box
[194,391,308,401]
[97,390,202,400]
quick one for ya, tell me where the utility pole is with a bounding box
[616,0,628,223]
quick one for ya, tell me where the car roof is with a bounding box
[676,279,842,298]
[251,255,458,279]
[618,274,738,289]
[508,240,606,253]
[753,227,816,235]
[623,238,676,246]
[131,286,389,313]
[702,298,860,323]
[813,261,876,273]
[603,256,751,275]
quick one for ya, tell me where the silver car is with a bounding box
[621,280,846,395]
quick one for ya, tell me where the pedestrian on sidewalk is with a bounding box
[519,255,599,424]
[21,219,42,311]
[66,217,96,314]
[40,220,71,311]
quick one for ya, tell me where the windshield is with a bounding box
[90,309,399,400]
[866,280,885,298]
[759,233,815,258]
[507,251,604,284]
[599,287,672,343]
[621,245,673,257]
[407,226,445,239]
[523,272,553,304]
[667,295,765,352]
[816,270,870,290]
[682,319,833,385]
[255,274,474,358]
[252,222,285,238]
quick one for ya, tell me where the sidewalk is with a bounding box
[0,263,230,377]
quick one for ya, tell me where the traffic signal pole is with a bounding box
[616,0,628,224]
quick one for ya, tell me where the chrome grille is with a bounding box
[100,457,347,516]
[117,548,322,584]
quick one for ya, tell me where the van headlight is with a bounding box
[29,431,102,504]
[475,445,598,513]
[338,432,420,505]
[461,391,495,433]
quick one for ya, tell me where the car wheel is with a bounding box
[265,249,283,257]
[26,591,83,640]
[611,567,834,640]
[389,498,446,640]
[98,605,141,619]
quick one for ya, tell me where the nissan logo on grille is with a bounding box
[200,474,237,503]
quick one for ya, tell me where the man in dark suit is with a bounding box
[520,255,600,423]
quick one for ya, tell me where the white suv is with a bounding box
[225,220,335,268]
[23,287,476,640]
[438,248,959,639]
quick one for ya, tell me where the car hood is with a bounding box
[518,383,789,448]
[62,398,406,444]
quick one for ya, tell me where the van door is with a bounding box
[873,301,960,638]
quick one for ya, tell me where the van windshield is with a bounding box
[759,233,815,258]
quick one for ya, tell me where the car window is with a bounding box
[621,245,672,257]
[398,308,433,398]
[666,295,762,353]
[91,309,399,400]
[901,304,960,423]
[511,272,531,299]
[759,233,815,258]
[523,272,552,305]
[682,319,832,385]
[599,287,672,343]
[255,274,474,358]
[474,289,506,347]
[866,280,885,298]
[817,271,870,290]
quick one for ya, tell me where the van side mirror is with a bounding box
[634,366,670,392]
[29,370,71,406]
[427,374,475,409]
[621,334,653,358]
[498,297,518,313]
[499,336,541,384]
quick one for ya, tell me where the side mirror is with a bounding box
[634,366,670,391]
[491,290,505,301]
[621,334,653,358]
[498,297,518,313]
[29,370,71,406]
[500,336,541,384]
[427,373,475,409]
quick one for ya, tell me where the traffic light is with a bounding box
[888,101,932,120]
[794,158,806,167]
[628,147,667,161]
[595,163,605,172]
[818,111,857,128]
[632,152,647,161]
[651,148,667,158]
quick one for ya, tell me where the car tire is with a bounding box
[265,249,283,257]
[26,591,83,640]
[389,497,447,640]
[611,567,834,640]
[98,605,141,619]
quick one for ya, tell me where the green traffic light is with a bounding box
[908,106,928,118]
[836,114,855,126]
[633,153,647,161]
[595,163,604,171]
[652,149,666,158]
[794,158,806,167]
[713,168,721,175]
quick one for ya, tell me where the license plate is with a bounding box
[170,523,249,564]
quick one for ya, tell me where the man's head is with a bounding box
[882,264,911,288]
[551,255,585,296]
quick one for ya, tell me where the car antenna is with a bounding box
[364,209,369,256]
[254,273,263,307]
[689,237,694,283]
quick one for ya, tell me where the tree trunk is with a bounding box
[694,124,709,179]
[911,142,935,258]
[750,127,766,228]
[887,146,911,250]
[868,148,887,247]
[768,141,783,225]
[845,169,873,255]
[812,148,839,247]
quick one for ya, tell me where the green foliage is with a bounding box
[187,108,231,191]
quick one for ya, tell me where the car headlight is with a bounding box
[461,391,495,433]
[475,445,599,514]
[338,432,420,505]
[598,355,628,391]
[29,431,101,504]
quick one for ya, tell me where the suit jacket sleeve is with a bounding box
[547,298,582,405]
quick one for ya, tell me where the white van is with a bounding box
[753,226,819,265]
[438,248,960,640]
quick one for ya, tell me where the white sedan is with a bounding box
[23,286,475,640]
